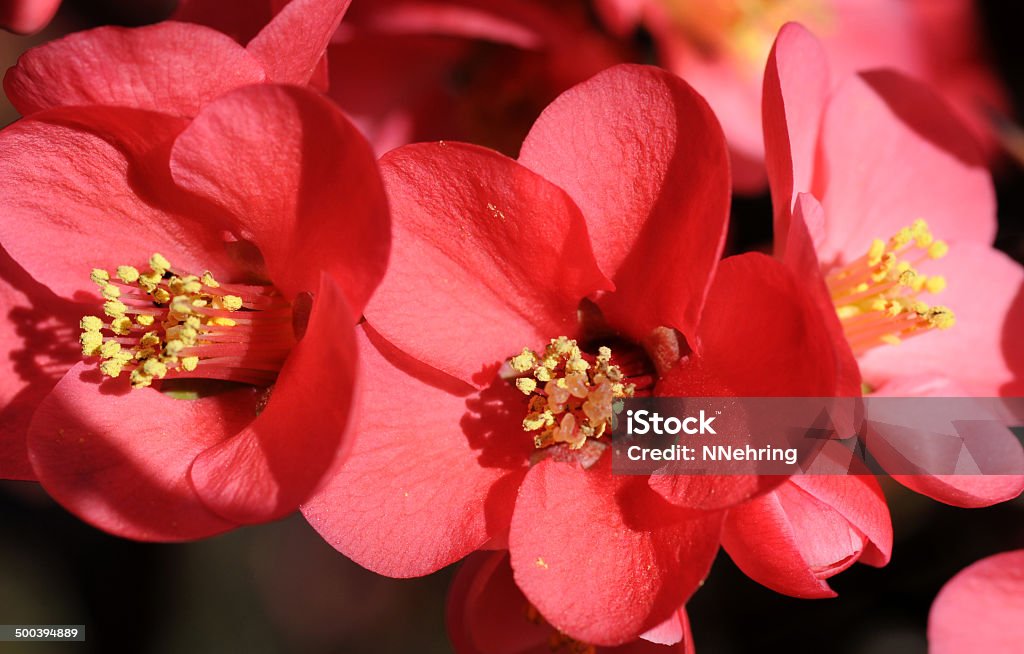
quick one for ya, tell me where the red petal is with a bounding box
[365,142,609,387]
[722,471,890,599]
[170,83,389,311]
[871,376,1024,508]
[651,253,841,510]
[3,23,267,117]
[817,70,995,265]
[929,550,1024,654]
[26,363,256,540]
[782,194,862,396]
[0,0,61,34]
[302,323,532,577]
[509,456,722,646]
[519,64,730,343]
[448,550,693,654]
[247,0,351,85]
[762,23,830,247]
[0,251,83,481]
[190,274,358,524]
[0,106,237,301]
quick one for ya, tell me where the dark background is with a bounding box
[1,1,1022,652]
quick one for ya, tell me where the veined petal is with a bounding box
[190,274,358,524]
[170,83,390,311]
[366,142,610,387]
[519,64,730,345]
[302,324,531,577]
[3,23,266,117]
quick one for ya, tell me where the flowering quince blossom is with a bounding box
[448,550,696,654]
[300,63,852,646]
[927,549,1024,654]
[0,0,60,35]
[594,0,1009,190]
[761,22,1024,509]
[0,49,390,538]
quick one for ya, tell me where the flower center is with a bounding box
[827,220,954,356]
[508,336,635,450]
[79,253,295,389]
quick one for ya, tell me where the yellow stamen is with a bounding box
[827,219,956,356]
[510,337,634,450]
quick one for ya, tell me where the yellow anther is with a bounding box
[136,314,154,326]
[510,349,537,373]
[836,305,860,319]
[516,378,537,395]
[181,356,199,372]
[886,301,903,317]
[110,316,132,335]
[100,284,120,300]
[149,253,171,272]
[534,367,551,382]
[183,279,203,294]
[928,306,955,329]
[866,239,885,266]
[142,359,168,379]
[129,369,153,389]
[201,272,220,288]
[928,241,949,259]
[881,334,902,346]
[889,227,912,249]
[99,340,122,359]
[139,271,162,292]
[90,269,110,286]
[103,300,126,318]
[79,316,103,332]
[116,265,140,283]
[80,331,103,356]
[925,276,946,294]
[164,340,185,357]
[99,359,125,378]
[139,332,161,348]
[222,295,243,311]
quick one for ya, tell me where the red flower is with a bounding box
[928,549,1024,654]
[763,22,1024,507]
[0,76,390,539]
[449,550,695,654]
[0,0,60,34]
[301,64,842,645]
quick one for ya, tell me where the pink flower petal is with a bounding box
[247,0,351,85]
[509,456,722,646]
[817,70,995,265]
[0,0,61,35]
[3,23,266,117]
[762,23,830,240]
[302,324,531,577]
[0,106,237,301]
[0,251,83,481]
[170,83,390,312]
[26,362,255,540]
[519,64,730,344]
[190,274,358,524]
[929,550,1024,654]
[365,142,609,387]
[858,243,1024,396]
